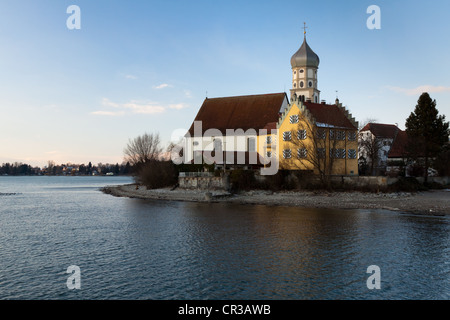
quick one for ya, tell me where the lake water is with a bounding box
[0,176,448,300]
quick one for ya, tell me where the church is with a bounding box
[183,28,359,176]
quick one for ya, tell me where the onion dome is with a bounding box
[290,37,320,68]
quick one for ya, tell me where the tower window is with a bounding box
[293,83,297,88]
[300,69,304,73]
[309,81,313,88]
[300,81,304,88]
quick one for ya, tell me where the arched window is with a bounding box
[213,138,222,152]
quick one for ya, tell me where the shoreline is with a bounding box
[100,184,450,216]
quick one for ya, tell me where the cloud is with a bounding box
[184,90,193,98]
[153,83,172,90]
[387,85,450,96]
[125,75,138,80]
[92,98,168,116]
[101,98,121,108]
[123,101,166,114]
[169,103,189,110]
[91,110,125,116]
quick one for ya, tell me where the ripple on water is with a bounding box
[0,177,449,300]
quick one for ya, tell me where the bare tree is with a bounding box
[124,133,163,167]
[283,113,341,188]
[358,132,382,175]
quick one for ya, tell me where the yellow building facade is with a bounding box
[258,95,359,176]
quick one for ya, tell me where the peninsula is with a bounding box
[101,184,450,216]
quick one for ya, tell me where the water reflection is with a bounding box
[1,176,448,300]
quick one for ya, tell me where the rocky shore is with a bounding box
[100,184,450,216]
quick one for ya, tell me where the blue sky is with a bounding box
[1,0,449,167]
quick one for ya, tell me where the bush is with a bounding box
[230,169,256,192]
[136,160,178,189]
[388,177,427,192]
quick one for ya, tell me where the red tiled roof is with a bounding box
[262,122,277,131]
[360,123,399,139]
[388,130,409,158]
[187,93,287,136]
[303,102,357,129]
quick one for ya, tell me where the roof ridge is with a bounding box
[206,92,286,100]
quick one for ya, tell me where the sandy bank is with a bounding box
[100,184,450,216]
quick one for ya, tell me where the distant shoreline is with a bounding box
[101,184,450,216]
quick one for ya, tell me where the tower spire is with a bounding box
[303,22,308,39]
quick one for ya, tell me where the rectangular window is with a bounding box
[348,132,357,141]
[266,136,272,144]
[317,129,326,140]
[290,115,299,124]
[297,130,307,140]
[297,148,308,159]
[266,151,272,158]
[330,148,346,159]
[348,149,357,159]
[283,149,292,159]
[283,131,292,141]
[330,130,345,140]
[317,148,326,159]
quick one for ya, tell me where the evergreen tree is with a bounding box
[405,93,449,182]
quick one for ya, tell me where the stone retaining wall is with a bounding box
[179,176,229,190]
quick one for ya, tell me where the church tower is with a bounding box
[290,24,320,103]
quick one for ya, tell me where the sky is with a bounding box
[1,0,449,167]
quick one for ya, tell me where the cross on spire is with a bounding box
[303,22,308,38]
